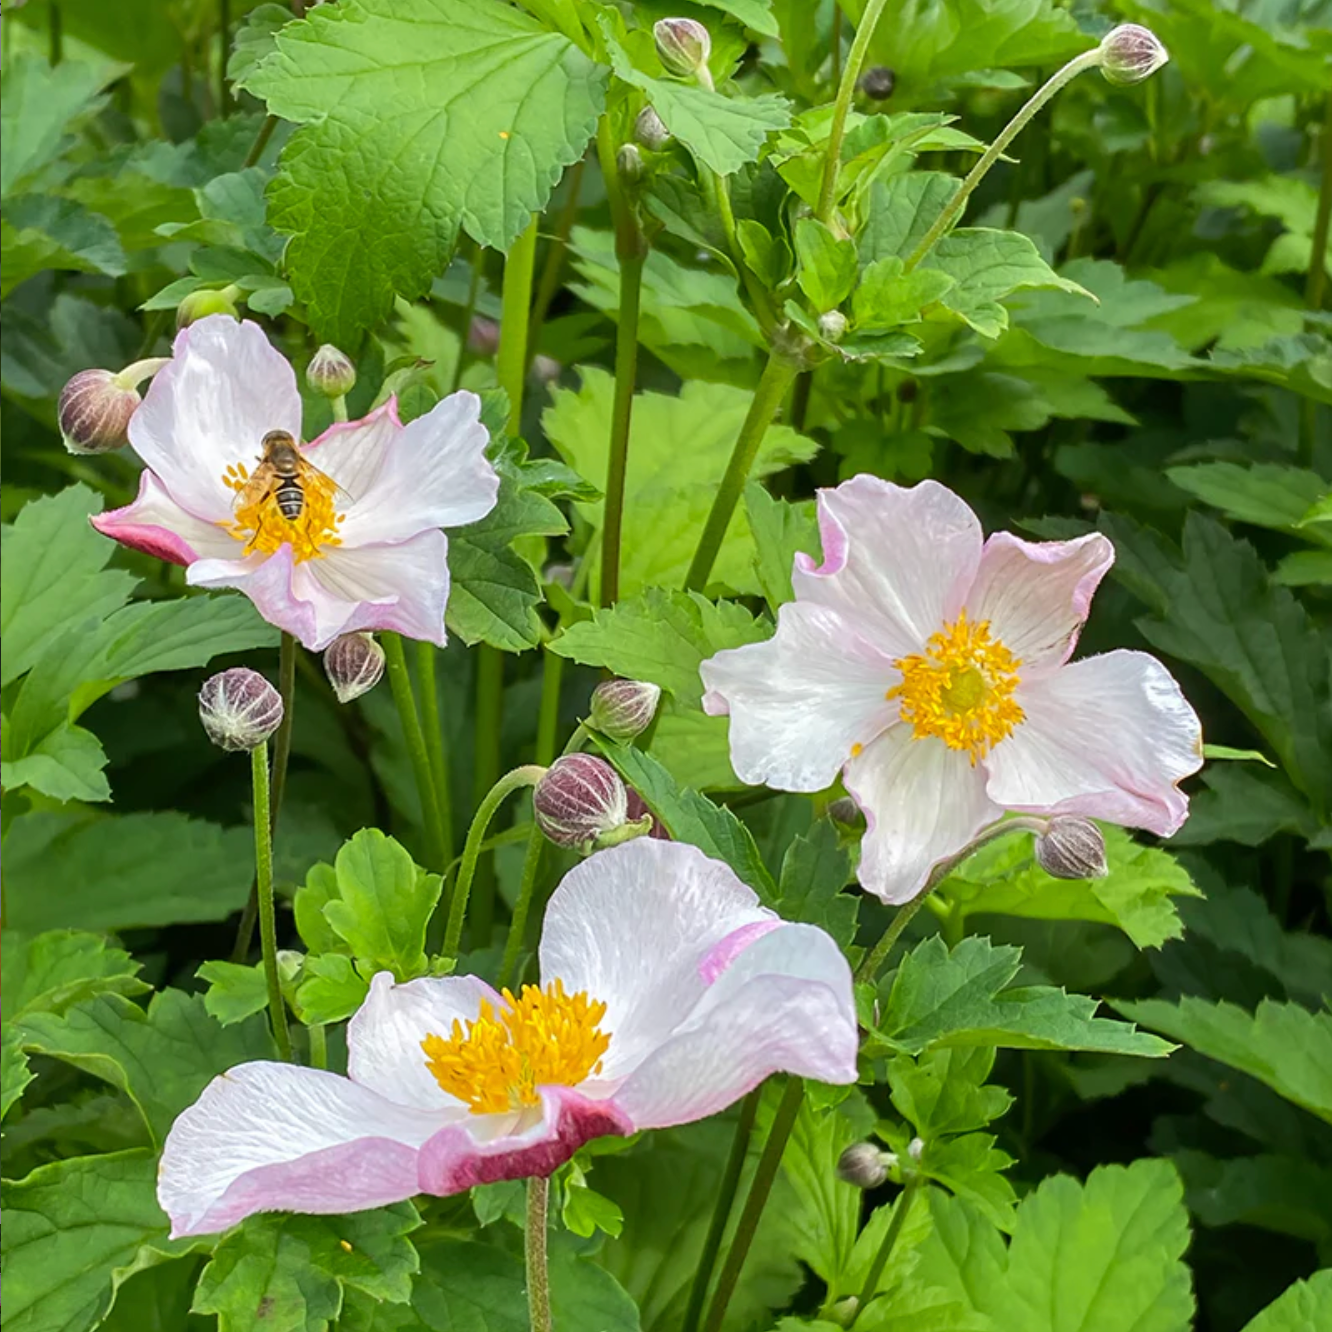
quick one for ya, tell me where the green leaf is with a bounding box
[0,1149,198,1332]
[294,954,372,1026]
[1171,1149,1332,1246]
[192,1206,421,1332]
[16,989,277,1145]
[562,1169,626,1239]
[852,256,956,329]
[197,960,271,1027]
[775,820,860,950]
[876,937,1174,1058]
[1,929,147,1023]
[318,830,442,979]
[743,482,819,611]
[795,218,858,312]
[247,0,607,346]
[1239,1271,1332,1332]
[1165,463,1330,539]
[593,740,776,898]
[2,811,255,933]
[1112,996,1332,1124]
[888,1047,1013,1140]
[916,1133,1018,1232]
[862,173,960,266]
[2,1026,34,1121]
[945,825,1200,950]
[0,722,113,803]
[1,197,127,294]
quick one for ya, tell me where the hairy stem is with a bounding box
[529,157,587,363]
[417,640,454,862]
[497,214,539,435]
[470,646,504,946]
[601,247,644,606]
[526,1176,553,1332]
[251,741,292,1061]
[451,240,484,394]
[242,114,278,169]
[217,0,231,117]
[850,1177,921,1325]
[382,632,448,872]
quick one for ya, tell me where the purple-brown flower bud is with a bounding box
[307,344,357,399]
[827,796,865,831]
[654,18,711,79]
[199,668,284,752]
[58,369,140,456]
[176,285,241,330]
[860,66,895,100]
[837,1142,893,1189]
[1098,24,1169,86]
[1035,816,1108,880]
[533,754,651,851]
[635,106,671,150]
[589,679,662,742]
[323,632,385,704]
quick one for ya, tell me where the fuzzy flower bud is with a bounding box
[176,285,240,330]
[827,796,865,830]
[1097,24,1169,86]
[860,66,895,100]
[818,310,848,343]
[589,679,662,742]
[635,105,671,150]
[58,369,140,455]
[307,344,357,399]
[534,755,650,851]
[199,668,284,752]
[837,1143,893,1189]
[323,632,385,704]
[654,18,711,79]
[1035,816,1109,880]
[616,142,644,184]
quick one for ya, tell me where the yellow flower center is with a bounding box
[421,980,611,1115]
[889,610,1024,764]
[221,460,344,563]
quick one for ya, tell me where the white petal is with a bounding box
[700,601,897,791]
[91,469,240,565]
[347,972,504,1111]
[187,545,322,648]
[793,476,982,656]
[846,725,1001,903]
[129,316,301,523]
[612,924,858,1129]
[311,391,498,546]
[157,1061,452,1237]
[538,840,775,1079]
[985,651,1203,835]
[965,531,1114,674]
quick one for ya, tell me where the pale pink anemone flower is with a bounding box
[91,316,499,652]
[700,477,1203,905]
[157,839,858,1238]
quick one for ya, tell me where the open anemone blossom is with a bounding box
[91,316,499,651]
[700,476,1203,905]
[157,839,857,1238]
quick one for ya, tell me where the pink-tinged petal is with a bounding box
[846,725,1001,904]
[965,531,1115,674]
[700,602,897,791]
[539,840,775,1079]
[347,972,503,1112]
[187,544,321,649]
[311,391,498,546]
[417,1086,633,1194]
[157,1061,453,1238]
[613,923,858,1129]
[129,316,301,523]
[792,477,983,656]
[91,469,238,566]
[985,651,1204,835]
[698,919,782,984]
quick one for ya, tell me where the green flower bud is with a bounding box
[818,310,848,343]
[307,344,357,399]
[635,105,671,150]
[654,18,711,79]
[589,679,662,742]
[176,285,241,330]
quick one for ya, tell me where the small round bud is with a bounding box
[1035,816,1108,880]
[817,309,848,343]
[837,1143,891,1190]
[323,632,385,704]
[176,285,240,330]
[827,796,865,830]
[58,369,139,455]
[654,18,711,79]
[907,1136,925,1162]
[589,679,662,742]
[532,353,562,383]
[1098,23,1169,86]
[635,105,671,150]
[860,66,895,100]
[534,755,630,849]
[307,344,357,399]
[616,142,644,184]
[199,668,284,752]
[468,315,501,355]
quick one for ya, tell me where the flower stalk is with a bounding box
[526,1176,554,1332]
[850,1175,921,1325]
[381,632,449,872]
[251,740,293,1061]
[1300,91,1332,467]
[417,640,454,862]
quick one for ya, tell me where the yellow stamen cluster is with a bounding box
[421,980,611,1115]
[221,460,344,562]
[889,610,1024,764]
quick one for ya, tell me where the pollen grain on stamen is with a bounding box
[889,609,1024,764]
[421,979,611,1115]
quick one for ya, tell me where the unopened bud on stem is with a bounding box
[176,284,241,329]
[818,310,848,343]
[860,66,895,100]
[199,668,284,752]
[323,632,385,704]
[307,344,357,399]
[533,754,651,851]
[1035,816,1108,880]
[635,105,671,150]
[589,679,661,742]
[1097,23,1169,85]
[654,18,712,83]
[837,1142,894,1189]
[616,142,644,185]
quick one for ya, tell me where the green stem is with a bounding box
[242,113,278,169]
[601,247,644,607]
[330,394,348,424]
[682,1088,760,1332]
[685,352,799,591]
[903,47,1104,271]
[218,0,231,117]
[382,632,448,871]
[417,640,454,862]
[1299,92,1332,467]
[526,1176,553,1332]
[443,765,547,961]
[850,1178,920,1325]
[451,240,484,394]
[252,742,292,1061]
[470,646,505,947]
[232,632,297,962]
[529,157,587,365]
[49,2,62,65]
[308,1022,327,1070]
[703,1078,806,1332]
[706,169,778,333]
[815,0,890,224]
[498,215,539,436]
